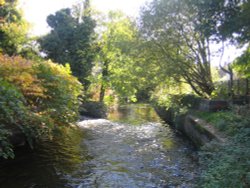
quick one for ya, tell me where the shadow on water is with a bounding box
[0,127,92,188]
[0,104,199,188]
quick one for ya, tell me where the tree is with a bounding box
[234,45,250,78]
[193,0,250,45]
[192,0,250,98]
[96,11,147,102]
[39,1,96,89]
[0,0,29,56]
[139,0,214,98]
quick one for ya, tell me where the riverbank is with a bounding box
[154,103,250,187]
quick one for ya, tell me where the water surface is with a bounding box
[0,104,198,187]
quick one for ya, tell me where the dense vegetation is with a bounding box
[0,55,82,158]
[0,1,84,158]
[196,110,250,187]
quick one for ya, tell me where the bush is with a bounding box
[195,111,246,136]
[0,80,26,158]
[0,80,46,158]
[0,55,46,102]
[199,115,250,187]
[152,94,201,126]
[0,54,83,159]
[34,61,83,125]
[153,94,201,111]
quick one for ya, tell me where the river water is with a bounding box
[0,104,199,188]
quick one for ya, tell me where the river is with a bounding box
[0,104,199,188]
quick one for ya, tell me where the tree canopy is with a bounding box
[193,0,250,44]
[39,1,97,89]
[94,12,139,102]
[139,0,215,98]
[234,44,250,78]
[0,0,29,56]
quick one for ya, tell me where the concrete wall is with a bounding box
[154,106,174,125]
[154,105,225,148]
[181,115,225,148]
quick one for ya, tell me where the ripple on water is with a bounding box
[0,104,198,188]
[76,114,198,188]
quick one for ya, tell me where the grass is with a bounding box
[194,110,246,136]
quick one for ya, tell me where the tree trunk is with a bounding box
[99,60,109,102]
[99,84,105,102]
[228,65,234,100]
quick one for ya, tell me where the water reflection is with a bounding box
[108,104,162,125]
[0,127,90,188]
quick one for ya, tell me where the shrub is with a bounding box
[0,55,45,102]
[0,54,83,159]
[199,115,250,187]
[0,79,48,158]
[0,80,26,158]
[34,61,83,125]
[152,94,202,130]
[195,111,246,136]
[153,94,201,111]
[199,127,250,187]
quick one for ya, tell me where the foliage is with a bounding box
[0,54,82,159]
[212,78,249,100]
[0,79,25,159]
[0,0,30,56]
[151,79,201,124]
[34,61,83,125]
[195,111,246,136]
[0,0,5,6]
[151,79,194,108]
[139,0,214,98]
[194,0,250,44]
[95,11,141,103]
[93,11,162,104]
[0,55,83,125]
[234,45,250,78]
[199,115,250,187]
[39,3,97,89]
[0,55,45,101]
[158,94,201,114]
[0,125,13,159]
[211,81,230,99]
[0,79,48,158]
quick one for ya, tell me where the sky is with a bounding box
[19,0,149,36]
